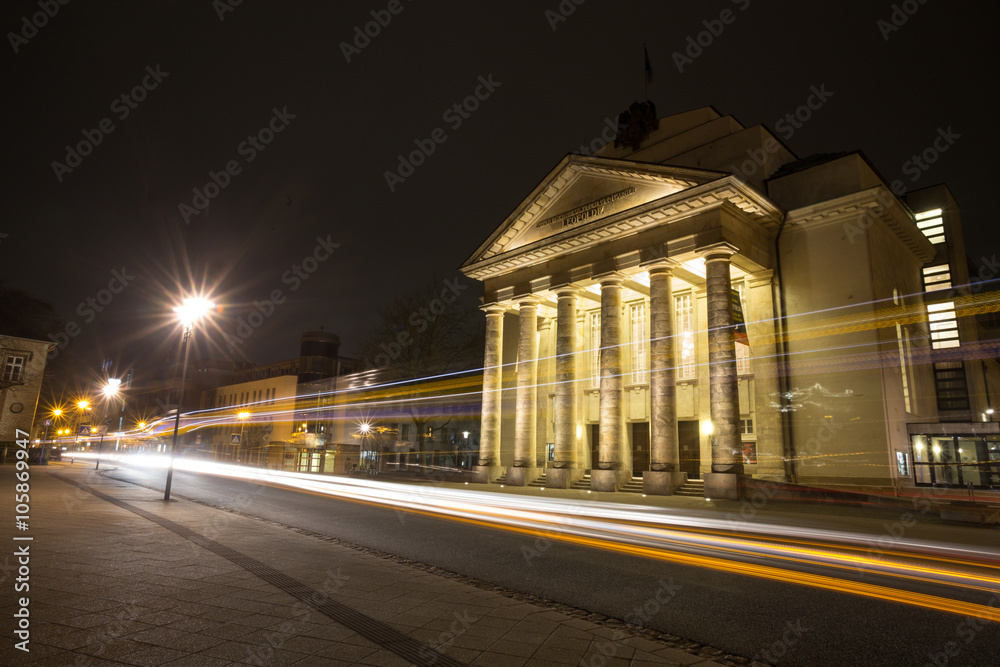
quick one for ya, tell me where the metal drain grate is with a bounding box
[52,474,467,667]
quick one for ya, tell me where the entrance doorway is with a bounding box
[632,422,649,472]
[678,420,701,479]
[590,424,600,471]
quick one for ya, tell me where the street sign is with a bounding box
[230,434,241,445]
[78,425,93,436]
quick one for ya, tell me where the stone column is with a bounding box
[644,263,684,495]
[536,317,552,469]
[549,288,584,488]
[701,244,744,499]
[475,304,505,483]
[592,276,628,491]
[509,298,541,486]
[748,270,786,482]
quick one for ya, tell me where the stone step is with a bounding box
[674,479,705,497]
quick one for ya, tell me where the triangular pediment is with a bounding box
[462,155,725,270]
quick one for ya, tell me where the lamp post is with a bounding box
[95,378,121,470]
[236,410,250,464]
[164,297,214,501]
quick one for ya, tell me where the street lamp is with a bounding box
[95,378,121,470]
[164,296,214,501]
[236,410,250,464]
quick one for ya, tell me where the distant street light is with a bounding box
[236,410,250,464]
[164,296,214,501]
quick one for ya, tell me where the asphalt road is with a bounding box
[106,466,1000,667]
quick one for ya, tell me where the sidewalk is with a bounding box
[2,464,743,667]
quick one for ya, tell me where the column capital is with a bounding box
[593,271,625,287]
[481,303,507,315]
[516,296,541,309]
[552,284,582,298]
[537,316,552,330]
[697,242,739,262]
[644,259,679,276]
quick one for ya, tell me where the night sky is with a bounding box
[3,0,996,374]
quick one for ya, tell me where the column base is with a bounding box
[590,469,632,492]
[703,472,744,500]
[471,465,506,484]
[642,471,688,495]
[507,466,543,486]
[547,467,585,489]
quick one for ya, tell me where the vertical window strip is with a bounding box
[675,294,695,379]
[896,323,912,414]
[735,283,751,375]
[590,311,601,388]
[630,303,647,383]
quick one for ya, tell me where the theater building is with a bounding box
[460,105,1000,497]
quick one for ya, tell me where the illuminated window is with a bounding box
[735,283,751,375]
[675,294,695,379]
[629,303,647,383]
[915,208,945,244]
[927,301,959,349]
[922,264,952,291]
[896,323,915,414]
[589,311,601,388]
[2,355,25,384]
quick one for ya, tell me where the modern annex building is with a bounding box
[460,105,1000,497]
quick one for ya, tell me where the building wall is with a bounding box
[206,375,298,456]
[0,336,53,446]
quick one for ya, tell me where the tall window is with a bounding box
[735,283,751,375]
[3,355,26,384]
[629,303,647,383]
[896,323,916,414]
[589,312,601,387]
[927,302,959,349]
[675,294,695,379]
[915,208,945,244]
[922,264,952,291]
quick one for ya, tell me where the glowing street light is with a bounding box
[235,411,250,464]
[164,296,215,501]
[95,378,121,470]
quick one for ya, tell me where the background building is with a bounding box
[1,335,54,450]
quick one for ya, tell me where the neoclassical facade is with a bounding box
[461,106,998,497]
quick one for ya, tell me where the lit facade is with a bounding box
[460,106,1000,496]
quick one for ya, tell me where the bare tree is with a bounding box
[357,275,484,463]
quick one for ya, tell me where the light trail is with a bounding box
[84,454,1000,622]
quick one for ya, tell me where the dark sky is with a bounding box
[3,0,996,373]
